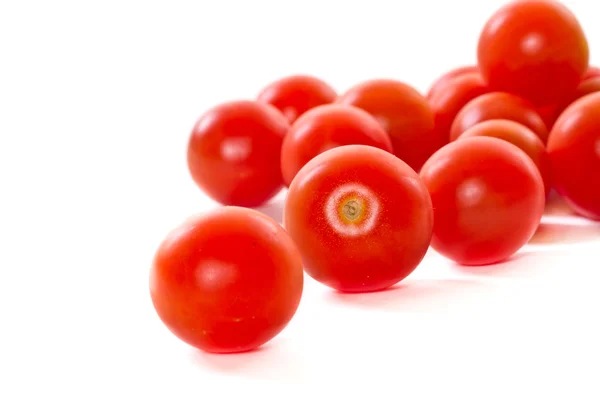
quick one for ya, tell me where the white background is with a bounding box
[1,0,599,397]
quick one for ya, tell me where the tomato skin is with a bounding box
[547,92,600,220]
[336,79,438,171]
[150,207,304,353]
[187,101,288,207]
[257,75,337,123]
[281,104,393,187]
[420,137,545,266]
[428,72,489,144]
[450,92,548,143]
[459,120,552,197]
[426,65,479,100]
[477,0,589,106]
[284,145,433,293]
[583,66,600,81]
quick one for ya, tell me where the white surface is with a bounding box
[1,0,599,397]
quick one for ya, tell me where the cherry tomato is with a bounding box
[536,104,561,132]
[257,75,337,123]
[428,72,488,144]
[459,120,552,197]
[583,66,600,81]
[187,101,288,207]
[150,207,304,353]
[426,65,479,100]
[547,92,600,220]
[541,77,600,129]
[284,145,433,293]
[450,92,548,143]
[420,137,545,266]
[336,79,438,171]
[477,0,589,106]
[281,104,393,187]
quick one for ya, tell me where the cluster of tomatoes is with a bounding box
[150,0,600,354]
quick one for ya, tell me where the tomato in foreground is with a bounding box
[547,92,600,220]
[284,145,433,293]
[257,75,337,123]
[477,0,589,106]
[336,79,438,171]
[428,72,488,144]
[187,101,288,207]
[420,137,545,266]
[426,65,479,100]
[150,207,304,353]
[450,92,548,142]
[459,120,552,197]
[281,104,393,187]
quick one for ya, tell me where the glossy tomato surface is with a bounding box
[257,75,337,123]
[583,66,600,81]
[450,92,548,142]
[426,65,479,100]
[459,120,552,196]
[187,101,288,207]
[336,79,438,171]
[478,0,589,106]
[541,76,600,129]
[281,104,392,187]
[428,72,488,144]
[547,92,600,220]
[420,137,545,266]
[284,145,433,293]
[150,207,304,353]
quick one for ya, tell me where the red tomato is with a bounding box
[336,79,438,171]
[281,104,393,187]
[150,207,304,353]
[257,75,337,123]
[428,72,489,144]
[536,104,561,131]
[284,145,433,293]
[450,92,548,143]
[547,92,600,220]
[583,66,600,81]
[541,76,600,129]
[187,101,288,207]
[477,0,589,106]
[459,120,552,197]
[426,65,479,100]
[420,137,545,266]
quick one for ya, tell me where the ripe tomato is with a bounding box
[450,92,548,143]
[150,207,304,353]
[547,92,600,220]
[428,72,488,144]
[426,65,479,100]
[284,145,433,293]
[477,0,589,106]
[459,120,552,197]
[281,104,393,187]
[540,77,600,129]
[583,66,600,81]
[420,137,545,266]
[187,101,288,207]
[336,79,438,171]
[257,75,337,123]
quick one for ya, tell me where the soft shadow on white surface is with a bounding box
[190,339,305,383]
[328,279,488,312]
[529,220,600,245]
[544,191,576,217]
[253,190,286,224]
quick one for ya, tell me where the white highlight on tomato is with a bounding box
[220,137,252,162]
[324,183,380,237]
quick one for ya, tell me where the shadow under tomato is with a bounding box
[327,278,489,313]
[529,220,600,245]
[191,338,306,383]
[253,191,286,224]
[544,191,576,217]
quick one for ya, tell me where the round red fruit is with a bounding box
[150,207,304,353]
[257,75,337,123]
[420,137,545,266]
[336,79,438,171]
[450,92,548,143]
[547,92,600,220]
[284,145,433,293]
[426,65,479,100]
[478,0,589,106]
[187,100,288,207]
[281,104,392,187]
